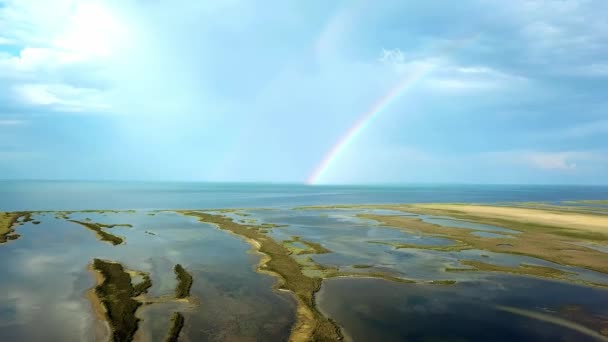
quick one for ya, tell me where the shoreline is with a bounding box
[179,211,343,342]
[5,202,608,341]
[86,264,112,342]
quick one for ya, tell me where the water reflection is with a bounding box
[0,211,295,341]
[318,276,608,342]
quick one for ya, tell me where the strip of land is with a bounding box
[179,211,342,342]
[446,260,572,279]
[407,204,608,235]
[91,258,150,342]
[90,258,193,342]
[284,236,332,255]
[174,264,193,299]
[165,312,185,342]
[69,220,125,245]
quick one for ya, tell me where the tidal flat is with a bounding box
[1,202,607,341]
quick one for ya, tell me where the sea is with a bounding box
[1,181,608,211]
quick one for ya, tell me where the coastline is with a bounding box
[86,264,112,342]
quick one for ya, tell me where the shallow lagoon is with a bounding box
[0,211,295,341]
[1,205,607,341]
[248,208,608,286]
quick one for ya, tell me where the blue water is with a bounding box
[1,181,607,211]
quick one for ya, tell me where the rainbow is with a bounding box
[307,37,477,185]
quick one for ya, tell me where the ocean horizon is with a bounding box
[2,180,607,211]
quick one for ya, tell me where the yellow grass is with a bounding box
[413,204,608,234]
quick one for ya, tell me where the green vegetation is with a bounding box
[325,271,415,284]
[18,212,34,223]
[352,264,373,269]
[68,220,124,245]
[368,240,470,252]
[179,211,342,342]
[133,273,152,296]
[261,222,285,228]
[97,223,132,229]
[92,258,150,342]
[55,212,70,220]
[90,259,193,342]
[360,214,608,275]
[0,211,34,243]
[284,236,332,255]
[429,280,457,285]
[563,200,608,205]
[390,204,608,242]
[446,260,571,280]
[165,312,185,342]
[174,264,193,298]
[494,201,608,215]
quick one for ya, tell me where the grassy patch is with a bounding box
[165,312,185,342]
[0,211,34,243]
[326,271,415,284]
[178,211,342,342]
[361,214,608,275]
[92,258,148,342]
[174,264,193,299]
[352,264,373,269]
[429,280,457,285]
[284,236,332,255]
[68,220,124,245]
[133,273,152,296]
[97,223,133,229]
[446,260,571,280]
[563,200,608,205]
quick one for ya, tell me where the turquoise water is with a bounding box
[2,181,608,211]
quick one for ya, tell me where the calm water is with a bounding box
[2,181,608,211]
[0,211,295,341]
[318,277,608,342]
[1,182,607,341]
[246,208,608,285]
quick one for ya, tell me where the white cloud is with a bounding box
[318,143,608,184]
[0,119,25,125]
[379,48,406,65]
[497,0,608,71]
[15,83,109,112]
[22,254,62,273]
[377,47,527,94]
[484,150,607,172]
[523,152,579,170]
[0,36,15,45]
[0,0,132,115]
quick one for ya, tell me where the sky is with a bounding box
[0,0,607,184]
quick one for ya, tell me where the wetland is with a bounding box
[1,196,607,341]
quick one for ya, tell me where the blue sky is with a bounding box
[0,0,607,184]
